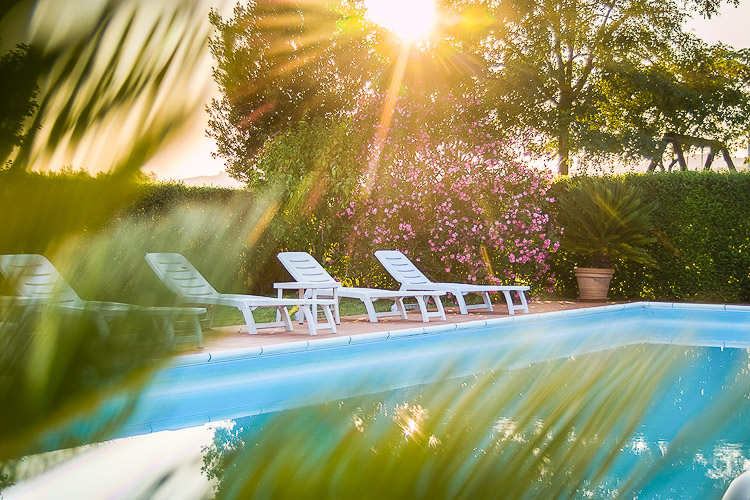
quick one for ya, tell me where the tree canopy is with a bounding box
[209,0,750,180]
[457,0,750,174]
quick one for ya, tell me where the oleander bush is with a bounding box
[325,89,559,296]
[331,151,559,295]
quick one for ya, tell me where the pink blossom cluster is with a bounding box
[329,89,559,293]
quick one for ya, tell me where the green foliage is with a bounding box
[550,172,750,302]
[454,0,750,173]
[556,177,657,268]
[207,1,379,178]
[0,303,169,461]
[0,170,142,260]
[249,116,365,197]
[0,173,281,462]
[208,1,491,184]
[0,43,39,165]
[0,0,220,465]
[596,41,750,159]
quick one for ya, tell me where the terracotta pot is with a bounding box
[574,267,615,301]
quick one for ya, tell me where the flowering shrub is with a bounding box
[329,90,560,295]
[333,152,558,293]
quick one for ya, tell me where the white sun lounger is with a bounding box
[277,252,446,323]
[375,250,530,315]
[0,254,207,348]
[145,252,336,335]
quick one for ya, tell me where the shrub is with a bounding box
[549,171,750,302]
[332,148,558,295]
[556,177,657,268]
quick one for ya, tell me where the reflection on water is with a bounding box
[200,345,750,499]
[4,345,750,498]
[701,442,750,482]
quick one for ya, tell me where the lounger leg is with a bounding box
[279,306,293,331]
[333,300,341,325]
[299,305,317,335]
[362,298,379,323]
[153,316,175,350]
[204,306,215,329]
[239,307,258,334]
[481,292,493,312]
[501,291,515,315]
[321,304,337,334]
[396,298,408,320]
[92,313,111,337]
[455,293,469,315]
[415,296,429,323]
[189,315,205,347]
[517,290,529,314]
[434,295,446,321]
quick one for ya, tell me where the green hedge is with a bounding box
[548,172,750,302]
[5,171,750,303]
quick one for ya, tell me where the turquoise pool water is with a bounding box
[109,302,750,439]
[14,302,750,497]
[199,344,750,498]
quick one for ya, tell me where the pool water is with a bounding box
[200,345,750,499]
[7,303,750,498]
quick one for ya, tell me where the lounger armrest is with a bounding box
[274,281,341,290]
[0,296,50,307]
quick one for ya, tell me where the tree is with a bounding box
[207,0,490,183]
[0,43,39,166]
[450,0,749,174]
[596,40,750,161]
[207,1,379,180]
[209,0,748,179]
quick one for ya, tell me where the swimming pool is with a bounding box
[200,344,750,498]
[112,301,750,439]
[11,302,750,498]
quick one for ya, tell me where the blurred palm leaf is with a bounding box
[0,0,226,467]
[1,0,214,175]
[203,345,697,499]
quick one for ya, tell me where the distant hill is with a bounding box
[179,171,244,188]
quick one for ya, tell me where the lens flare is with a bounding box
[363,0,436,42]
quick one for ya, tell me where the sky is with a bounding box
[145,2,750,183]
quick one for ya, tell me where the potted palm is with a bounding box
[556,178,656,300]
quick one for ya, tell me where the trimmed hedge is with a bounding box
[549,172,750,302]
[4,171,750,303]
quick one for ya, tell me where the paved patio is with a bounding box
[188,300,616,353]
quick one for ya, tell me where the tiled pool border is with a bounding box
[173,301,750,365]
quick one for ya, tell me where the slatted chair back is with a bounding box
[145,253,221,301]
[374,250,433,287]
[277,252,337,285]
[0,254,84,307]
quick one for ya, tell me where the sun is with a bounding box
[363,0,436,42]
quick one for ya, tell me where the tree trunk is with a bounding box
[557,88,573,176]
[558,127,570,176]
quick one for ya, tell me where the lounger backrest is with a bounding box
[145,253,221,300]
[277,252,337,284]
[374,250,433,286]
[0,254,84,307]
